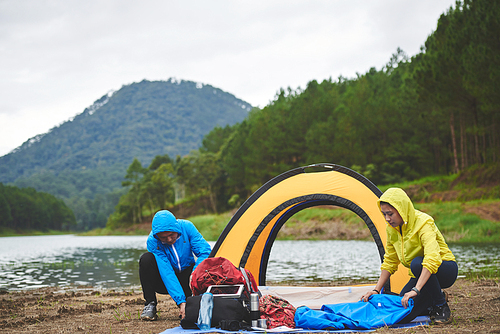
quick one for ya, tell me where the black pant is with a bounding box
[397,256,458,323]
[139,252,193,306]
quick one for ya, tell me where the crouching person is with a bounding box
[139,210,211,320]
[361,188,458,324]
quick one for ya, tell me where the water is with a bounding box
[0,235,148,290]
[0,235,498,290]
[266,240,382,283]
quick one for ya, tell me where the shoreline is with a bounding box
[1,277,499,333]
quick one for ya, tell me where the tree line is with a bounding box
[107,0,500,228]
[0,183,76,232]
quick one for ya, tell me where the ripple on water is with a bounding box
[0,236,499,290]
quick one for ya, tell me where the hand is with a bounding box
[401,290,417,308]
[360,290,377,302]
[179,302,186,319]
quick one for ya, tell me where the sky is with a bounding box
[0,0,456,157]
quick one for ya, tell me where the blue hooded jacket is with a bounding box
[146,210,211,305]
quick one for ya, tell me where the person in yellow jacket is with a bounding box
[361,188,458,324]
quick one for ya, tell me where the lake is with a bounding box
[0,235,499,291]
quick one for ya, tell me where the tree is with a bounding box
[122,158,147,224]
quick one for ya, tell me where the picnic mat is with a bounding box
[159,316,430,334]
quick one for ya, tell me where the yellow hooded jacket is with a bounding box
[378,188,455,277]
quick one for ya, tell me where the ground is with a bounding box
[1,278,499,334]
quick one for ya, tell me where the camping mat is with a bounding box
[159,316,429,334]
[259,285,375,309]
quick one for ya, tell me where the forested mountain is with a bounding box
[0,79,251,183]
[0,79,252,230]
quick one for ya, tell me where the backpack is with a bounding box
[183,257,260,329]
[190,257,259,299]
[181,294,251,329]
[259,295,296,329]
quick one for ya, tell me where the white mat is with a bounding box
[259,285,376,309]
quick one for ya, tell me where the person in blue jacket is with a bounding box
[139,210,211,321]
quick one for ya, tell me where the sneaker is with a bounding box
[141,301,158,321]
[431,302,452,324]
[442,289,449,302]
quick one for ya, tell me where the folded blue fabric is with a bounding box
[294,294,413,330]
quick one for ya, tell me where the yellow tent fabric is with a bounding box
[210,164,409,293]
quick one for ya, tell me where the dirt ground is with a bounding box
[1,278,499,334]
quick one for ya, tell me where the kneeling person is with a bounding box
[139,210,211,320]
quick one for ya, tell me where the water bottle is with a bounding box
[250,293,260,327]
[197,292,213,330]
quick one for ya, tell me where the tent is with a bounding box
[209,163,409,294]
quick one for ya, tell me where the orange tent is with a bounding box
[210,163,409,293]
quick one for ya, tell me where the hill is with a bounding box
[0,79,252,230]
[0,79,251,183]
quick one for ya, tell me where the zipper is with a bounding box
[399,225,406,267]
[171,244,182,271]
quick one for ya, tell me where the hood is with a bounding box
[151,210,182,238]
[377,188,416,225]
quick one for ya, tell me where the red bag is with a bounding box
[190,257,259,298]
[259,295,296,329]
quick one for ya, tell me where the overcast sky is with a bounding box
[0,0,456,157]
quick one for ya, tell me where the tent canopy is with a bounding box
[210,163,408,293]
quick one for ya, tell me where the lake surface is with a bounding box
[0,235,499,291]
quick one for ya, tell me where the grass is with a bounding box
[80,226,151,236]
[188,212,234,241]
[285,207,362,226]
[464,264,500,280]
[416,200,500,243]
[112,307,132,321]
[182,199,500,243]
[0,227,73,237]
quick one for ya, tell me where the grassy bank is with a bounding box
[4,200,498,243]
[2,164,499,241]
[0,227,73,237]
[185,200,500,243]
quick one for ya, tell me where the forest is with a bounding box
[107,0,500,228]
[0,183,76,232]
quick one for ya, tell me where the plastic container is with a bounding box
[197,292,214,330]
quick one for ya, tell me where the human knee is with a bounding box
[437,261,459,289]
[140,252,156,267]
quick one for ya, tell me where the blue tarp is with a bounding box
[294,294,413,330]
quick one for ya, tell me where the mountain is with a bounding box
[0,79,251,183]
[0,79,252,230]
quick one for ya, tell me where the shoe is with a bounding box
[141,301,158,321]
[442,289,449,302]
[431,302,452,324]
